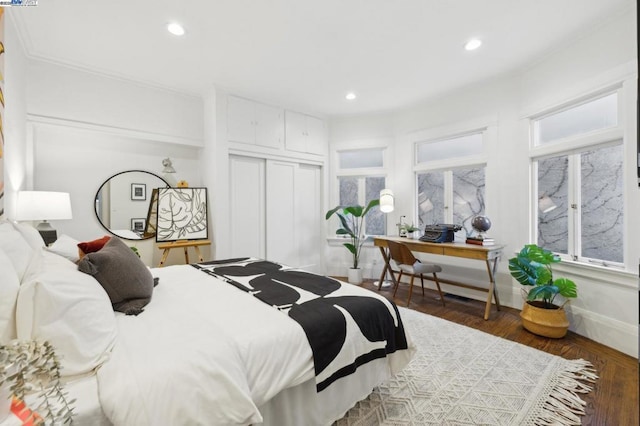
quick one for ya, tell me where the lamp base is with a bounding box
[38,229,58,246]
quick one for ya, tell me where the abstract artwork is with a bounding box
[156,187,208,242]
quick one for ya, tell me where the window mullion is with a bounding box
[444,171,453,223]
[567,154,580,261]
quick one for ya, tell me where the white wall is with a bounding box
[7,56,206,266]
[3,14,28,219]
[328,11,638,357]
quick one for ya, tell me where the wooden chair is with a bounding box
[386,240,446,307]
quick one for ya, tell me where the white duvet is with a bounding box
[96,264,412,426]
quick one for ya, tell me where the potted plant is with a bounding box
[0,340,74,424]
[404,224,421,239]
[326,199,380,284]
[508,244,577,338]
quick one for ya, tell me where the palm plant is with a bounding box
[508,244,577,308]
[325,199,380,269]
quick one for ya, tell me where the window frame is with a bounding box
[333,145,390,237]
[529,86,625,268]
[412,125,492,233]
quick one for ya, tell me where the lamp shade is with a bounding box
[379,189,394,213]
[16,191,73,221]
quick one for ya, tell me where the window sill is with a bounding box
[327,236,377,247]
[553,258,637,290]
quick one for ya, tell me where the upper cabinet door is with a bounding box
[228,96,284,149]
[285,110,308,153]
[227,96,256,145]
[255,103,284,149]
[285,111,326,155]
[305,115,326,156]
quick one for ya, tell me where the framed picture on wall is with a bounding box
[131,183,147,201]
[131,218,146,233]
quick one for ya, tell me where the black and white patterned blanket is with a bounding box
[192,258,409,392]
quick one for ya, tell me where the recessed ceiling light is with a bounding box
[167,22,185,36]
[464,38,482,51]
[345,92,357,101]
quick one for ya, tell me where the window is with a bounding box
[415,130,487,235]
[338,148,384,169]
[537,144,624,264]
[416,132,483,163]
[338,176,385,235]
[534,92,617,145]
[416,166,485,235]
[532,90,624,266]
[335,147,388,236]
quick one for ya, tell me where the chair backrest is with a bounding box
[387,240,417,266]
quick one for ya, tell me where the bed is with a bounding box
[0,220,415,425]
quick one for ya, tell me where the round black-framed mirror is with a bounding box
[94,170,169,240]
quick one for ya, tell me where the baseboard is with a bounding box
[504,286,638,358]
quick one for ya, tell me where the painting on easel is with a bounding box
[156,187,208,242]
[144,188,160,238]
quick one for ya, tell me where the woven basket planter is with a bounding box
[520,300,569,338]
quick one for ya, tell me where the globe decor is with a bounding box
[471,215,491,237]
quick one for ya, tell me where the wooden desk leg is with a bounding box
[184,247,190,264]
[159,248,170,267]
[483,258,502,320]
[377,247,392,290]
[194,246,204,263]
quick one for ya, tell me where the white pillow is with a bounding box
[16,251,117,377]
[46,234,81,263]
[12,221,45,250]
[0,248,20,343]
[0,220,36,281]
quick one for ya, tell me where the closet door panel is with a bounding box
[229,155,265,258]
[266,161,297,266]
[295,164,322,272]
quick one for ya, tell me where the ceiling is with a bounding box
[9,0,634,117]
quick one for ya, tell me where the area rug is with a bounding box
[336,307,597,426]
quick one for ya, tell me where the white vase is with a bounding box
[347,268,363,285]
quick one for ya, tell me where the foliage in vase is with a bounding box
[326,199,380,269]
[508,244,577,309]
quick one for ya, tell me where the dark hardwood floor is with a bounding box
[354,279,639,426]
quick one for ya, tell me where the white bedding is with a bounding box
[96,264,414,425]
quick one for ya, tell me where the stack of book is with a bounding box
[465,236,495,246]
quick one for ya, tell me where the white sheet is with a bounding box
[97,264,414,425]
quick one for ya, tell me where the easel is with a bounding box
[157,240,211,267]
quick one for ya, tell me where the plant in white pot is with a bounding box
[326,199,380,284]
[508,244,578,338]
[0,340,74,424]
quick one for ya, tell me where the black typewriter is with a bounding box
[419,224,462,243]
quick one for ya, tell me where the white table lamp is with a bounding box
[16,191,73,245]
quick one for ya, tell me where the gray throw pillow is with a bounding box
[77,237,156,315]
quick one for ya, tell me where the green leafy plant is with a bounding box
[0,340,75,425]
[405,224,420,233]
[508,244,577,309]
[326,199,380,269]
[130,246,140,258]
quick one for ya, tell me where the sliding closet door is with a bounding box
[229,155,322,270]
[295,164,322,272]
[229,155,266,259]
[266,161,297,266]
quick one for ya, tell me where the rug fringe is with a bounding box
[534,359,598,426]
